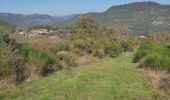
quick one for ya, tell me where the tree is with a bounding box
[112,24,129,41]
[74,16,100,35]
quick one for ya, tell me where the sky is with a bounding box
[0,0,170,16]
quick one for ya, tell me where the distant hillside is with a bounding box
[0,2,170,35]
[0,13,77,27]
[86,2,170,35]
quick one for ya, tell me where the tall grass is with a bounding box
[0,27,8,44]
[119,40,133,52]
[51,42,69,54]
[21,44,58,71]
[0,27,27,83]
[134,42,170,69]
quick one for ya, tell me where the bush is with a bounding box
[57,52,77,67]
[92,48,105,58]
[0,28,9,45]
[134,42,170,70]
[119,40,133,52]
[134,42,167,62]
[0,27,61,83]
[74,16,99,35]
[73,37,92,53]
[41,58,61,76]
[141,53,170,69]
[0,29,27,83]
[20,45,59,75]
[105,42,123,57]
[0,44,27,84]
[69,47,84,56]
[51,42,69,54]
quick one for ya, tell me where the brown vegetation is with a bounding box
[144,69,170,95]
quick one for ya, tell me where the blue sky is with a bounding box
[0,0,170,16]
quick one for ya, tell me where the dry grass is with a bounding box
[144,68,170,95]
[26,36,62,50]
[77,54,98,65]
[0,76,17,91]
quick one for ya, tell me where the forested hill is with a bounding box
[84,1,170,35]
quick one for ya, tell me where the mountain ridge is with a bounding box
[0,13,78,26]
[85,1,170,35]
[0,1,170,35]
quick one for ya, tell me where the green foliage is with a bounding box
[134,42,170,69]
[73,37,92,53]
[72,35,104,56]
[74,16,100,35]
[105,42,123,57]
[92,48,105,58]
[51,42,69,54]
[57,53,77,67]
[0,27,9,44]
[73,16,103,38]
[0,26,60,82]
[119,40,133,52]
[21,44,59,75]
[0,45,26,82]
[0,29,26,83]
[83,2,170,35]
[127,37,139,47]
[141,53,170,69]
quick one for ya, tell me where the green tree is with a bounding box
[74,16,100,35]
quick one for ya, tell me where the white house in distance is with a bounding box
[31,29,49,35]
[138,35,146,39]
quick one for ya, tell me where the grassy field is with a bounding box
[0,52,167,100]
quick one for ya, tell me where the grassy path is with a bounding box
[0,53,165,100]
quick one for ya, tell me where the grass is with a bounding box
[21,36,62,51]
[0,52,167,100]
[134,42,170,69]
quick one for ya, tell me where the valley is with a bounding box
[0,1,170,100]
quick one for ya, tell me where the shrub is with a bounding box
[105,42,123,57]
[141,53,170,69]
[134,42,168,62]
[0,27,8,45]
[141,53,160,68]
[69,47,84,56]
[134,42,170,70]
[73,37,92,53]
[65,54,77,67]
[41,58,60,76]
[51,42,69,54]
[0,27,61,83]
[74,16,99,35]
[57,52,77,67]
[0,27,8,36]
[119,40,133,52]
[0,29,27,83]
[20,45,59,75]
[0,44,27,84]
[92,48,105,58]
